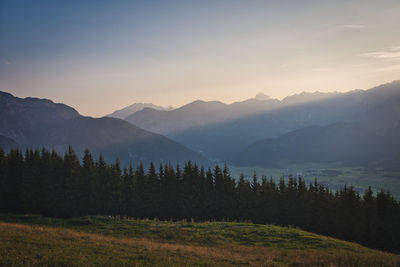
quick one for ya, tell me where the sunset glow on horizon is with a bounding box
[1,0,400,117]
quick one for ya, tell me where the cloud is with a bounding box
[361,51,400,59]
[4,61,11,65]
[343,24,365,29]
[375,64,400,72]
[361,45,400,60]
[391,45,400,51]
[363,45,400,72]
[311,68,329,72]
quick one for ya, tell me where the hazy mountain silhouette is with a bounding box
[125,91,342,136]
[233,81,400,168]
[0,134,20,151]
[282,91,341,103]
[126,100,231,134]
[124,96,299,136]
[125,81,400,160]
[255,93,272,100]
[232,122,400,169]
[0,91,208,166]
[2,81,398,168]
[106,102,170,119]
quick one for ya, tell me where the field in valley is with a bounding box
[230,163,400,199]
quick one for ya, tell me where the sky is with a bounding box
[1,0,400,117]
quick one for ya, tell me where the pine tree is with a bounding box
[21,149,41,213]
[109,159,123,215]
[236,174,252,221]
[3,149,24,213]
[146,162,159,218]
[0,148,6,212]
[94,154,109,215]
[81,149,95,215]
[122,165,135,217]
[63,146,82,217]
[133,163,146,218]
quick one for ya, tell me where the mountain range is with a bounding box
[1,81,399,169]
[122,81,400,168]
[233,122,400,169]
[106,103,170,119]
[0,91,207,166]
[124,91,342,136]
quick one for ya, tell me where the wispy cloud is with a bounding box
[311,68,329,72]
[361,51,400,60]
[343,24,365,29]
[361,45,400,60]
[362,45,400,72]
[4,61,11,65]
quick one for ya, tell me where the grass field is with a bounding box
[230,163,400,199]
[1,214,399,266]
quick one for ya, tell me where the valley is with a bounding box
[230,163,400,199]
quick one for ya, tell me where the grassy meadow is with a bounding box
[1,214,399,266]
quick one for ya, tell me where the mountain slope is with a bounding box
[125,100,231,134]
[126,81,400,160]
[232,122,400,169]
[106,102,168,119]
[233,81,400,168]
[0,135,19,151]
[125,91,342,136]
[0,92,208,166]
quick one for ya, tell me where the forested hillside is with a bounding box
[1,147,399,253]
[0,91,207,166]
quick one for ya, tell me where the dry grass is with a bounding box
[1,222,399,267]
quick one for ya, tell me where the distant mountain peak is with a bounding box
[0,91,80,119]
[106,102,168,119]
[255,93,271,100]
[0,91,14,98]
[179,100,226,110]
[282,91,341,105]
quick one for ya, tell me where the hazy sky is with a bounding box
[1,0,400,117]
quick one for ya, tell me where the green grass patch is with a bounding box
[1,214,399,266]
[0,214,356,250]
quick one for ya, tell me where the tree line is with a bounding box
[0,147,399,253]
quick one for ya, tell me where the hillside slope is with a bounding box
[0,215,398,267]
[0,135,19,151]
[0,91,208,166]
[233,122,400,169]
